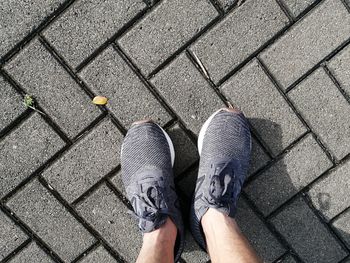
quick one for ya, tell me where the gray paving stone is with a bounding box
[79,46,171,128]
[7,179,95,262]
[236,198,286,261]
[278,254,297,263]
[260,0,350,90]
[308,159,350,221]
[191,0,289,84]
[0,75,26,131]
[8,242,54,263]
[76,183,142,263]
[328,44,350,97]
[0,0,64,57]
[181,231,209,263]
[271,197,347,263]
[282,0,317,17]
[79,246,116,263]
[288,68,350,160]
[167,124,198,177]
[246,134,332,215]
[345,0,350,8]
[332,209,350,249]
[248,138,270,177]
[4,39,101,138]
[221,59,306,156]
[0,210,27,261]
[119,0,218,76]
[150,53,225,134]
[217,0,236,11]
[0,113,65,198]
[110,171,126,197]
[44,0,146,68]
[177,168,198,199]
[43,118,123,203]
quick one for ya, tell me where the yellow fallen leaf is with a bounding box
[93,96,108,105]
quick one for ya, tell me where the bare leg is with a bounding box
[136,217,177,263]
[202,208,262,263]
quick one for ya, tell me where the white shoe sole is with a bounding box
[197,109,223,156]
[158,124,176,167]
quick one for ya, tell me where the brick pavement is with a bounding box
[0,0,350,262]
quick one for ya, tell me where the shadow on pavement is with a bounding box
[175,118,350,263]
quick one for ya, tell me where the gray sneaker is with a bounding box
[121,121,184,261]
[190,109,252,250]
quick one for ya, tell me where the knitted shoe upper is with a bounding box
[191,110,252,250]
[121,122,184,261]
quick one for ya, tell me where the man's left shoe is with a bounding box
[190,109,252,250]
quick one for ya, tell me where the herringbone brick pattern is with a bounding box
[1,0,350,262]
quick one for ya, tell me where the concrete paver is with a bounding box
[221,59,306,156]
[236,198,286,261]
[78,246,116,263]
[167,124,199,176]
[181,232,209,263]
[271,197,347,263]
[79,46,171,128]
[176,168,198,200]
[44,0,146,68]
[0,75,25,131]
[7,179,95,262]
[151,53,225,134]
[1,0,349,262]
[76,183,142,262]
[0,113,65,198]
[110,171,126,197]
[119,0,218,76]
[260,0,350,90]
[191,0,289,84]
[0,0,64,57]
[42,118,123,203]
[308,159,350,221]
[248,138,271,177]
[4,39,101,138]
[282,0,317,17]
[328,44,350,97]
[7,242,54,263]
[332,209,350,249]
[217,0,236,11]
[245,134,332,215]
[288,68,350,160]
[0,210,27,261]
[279,254,298,263]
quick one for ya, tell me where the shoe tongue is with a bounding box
[136,181,169,233]
[203,162,235,217]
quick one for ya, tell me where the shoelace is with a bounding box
[204,162,235,207]
[130,178,169,231]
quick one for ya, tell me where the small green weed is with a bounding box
[23,94,45,115]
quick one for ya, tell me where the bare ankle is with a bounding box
[201,208,262,263]
[202,208,239,235]
[142,217,177,247]
[137,218,177,263]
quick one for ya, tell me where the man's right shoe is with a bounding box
[190,108,252,250]
[121,120,184,262]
